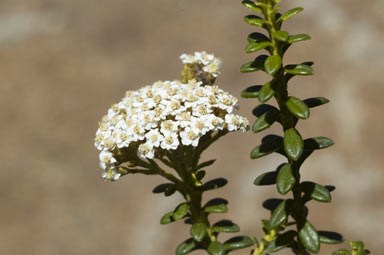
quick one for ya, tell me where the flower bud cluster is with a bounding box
[95,52,248,181]
[180,51,222,78]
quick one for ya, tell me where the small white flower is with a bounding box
[145,129,163,148]
[161,133,180,150]
[180,53,196,64]
[225,114,241,131]
[102,167,121,181]
[138,142,155,159]
[180,127,200,147]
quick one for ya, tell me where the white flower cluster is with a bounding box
[180,51,222,77]
[95,79,249,181]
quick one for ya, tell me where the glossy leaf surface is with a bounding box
[303,97,329,108]
[173,203,190,220]
[208,241,225,255]
[223,236,255,251]
[241,85,262,98]
[242,0,262,12]
[204,198,228,213]
[254,171,277,186]
[252,110,279,133]
[298,221,320,253]
[265,55,282,75]
[285,64,314,75]
[332,249,352,255]
[240,55,268,73]
[288,34,311,43]
[200,178,228,191]
[284,128,304,161]
[211,220,240,233]
[176,238,195,255]
[266,230,296,252]
[304,137,334,150]
[286,96,310,119]
[277,7,304,23]
[244,15,266,27]
[190,223,207,242]
[276,163,295,195]
[250,135,283,159]
[319,231,344,244]
[248,32,269,43]
[160,211,174,225]
[270,199,292,228]
[258,81,275,103]
[273,30,289,42]
[301,181,332,203]
[245,41,271,53]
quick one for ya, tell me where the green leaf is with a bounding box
[288,34,311,43]
[301,181,332,203]
[176,238,196,255]
[269,199,292,228]
[208,241,225,255]
[252,110,279,133]
[164,184,176,196]
[223,236,255,251]
[319,231,344,244]
[241,85,262,98]
[242,0,263,13]
[298,221,320,253]
[211,220,240,233]
[277,7,304,23]
[195,170,206,181]
[240,55,268,73]
[264,55,282,75]
[332,249,352,255]
[285,64,314,76]
[258,81,275,103]
[272,30,289,42]
[252,104,278,117]
[254,171,277,186]
[204,198,228,213]
[248,32,269,44]
[244,15,266,27]
[190,223,207,242]
[284,128,304,161]
[276,163,295,195]
[200,178,228,191]
[266,230,296,252]
[303,97,329,108]
[304,137,334,150]
[245,41,271,53]
[286,96,310,119]
[160,211,174,225]
[152,183,174,194]
[250,135,283,159]
[196,159,216,170]
[173,203,190,220]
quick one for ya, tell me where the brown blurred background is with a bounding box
[1,0,383,254]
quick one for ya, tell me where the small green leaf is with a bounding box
[303,97,329,108]
[254,171,277,186]
[304,137,334,150]
[319,231,344,244]
[272,30,289,42]
[276,163,295,195]
[284,128,304,161]
[286,96,310,119]
[152,183,174,194]
[248,32,269,44]
[223,236,255,251]
[301,181,332,203]
[245,41,271,53]
[197,159,215,170]
[269,199,292,228]
[190,223,207,242]
[208,241,225,255]
[176,238,196,255]
[211,220,240,233]
[285,64,314,75]
[240,55,267,73]
[266,230,296,252]
[250,135,283,159]
[252,110,279,133]
[244,15,266,27]
[173,203,190,220]
[195,170,206,181]
[298,221,320,253]
[242,0,263,13]
[332,249,352,255]
[252,104,278,117]
[288,34,311,43]
[164,184,176,196]
[258,81,275,103]
[277,7,304,23]
[160,211,174,225]
[200,178,228,191]
[240,85,262,98]
[265,55,282,75]
[204,198,228,213]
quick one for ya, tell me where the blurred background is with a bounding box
[1,0,383,254]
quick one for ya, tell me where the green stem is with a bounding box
[263,2,306,254]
